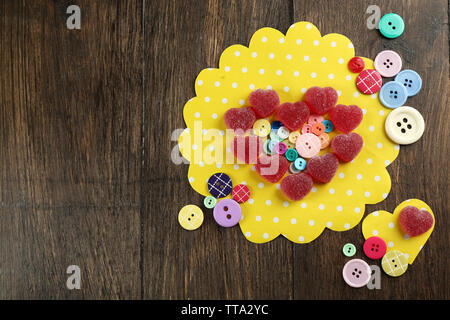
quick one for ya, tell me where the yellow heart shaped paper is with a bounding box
[362,199,435,264]
[178,22,400,244]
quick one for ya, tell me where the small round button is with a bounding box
[283,139,295,150]
[207,173,233,198]
[379,13,405,39]
[293,157,307,171]
[379,81,408,109]
[289,162,301,174]
[385,106,425,145]
[178,205,204,230]
[342,259,372,288]
[253,119,271,137]
[203,196,217,209]
[296,133,321,158]
[307,115,324,125]
[277,126,290,140]
[301,124,313,134]
[275,142,287,155]
[374,50,402,77]
[363,236,387,260]
[270,130,283,142]
[356,69,382,94]
[268,139,278,153]
[322,120,333,133]
[271,120,283,130]
[318,133,330,149]
[382,250,409,277]
[213,199,242,227]
[263,139,273,154]
[285,148,298,162]
[394,69,422,97]
[288,131,301,144]
[312,122,325,136]
[343,243,356,257]
[348,57,365,73]
[232,184,251,203]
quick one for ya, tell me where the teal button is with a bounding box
[343,243,357,257]
[294,157,307,171]
[322,120,334,133]
[204,196,217,209]
[285,149,298,162]
[379,13,404,39]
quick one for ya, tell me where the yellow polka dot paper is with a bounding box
[362,199,434,264]
[178,22,399,243]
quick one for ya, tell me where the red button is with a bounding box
[356,69,382,95]
[232,184,251,203]
[348,57,365,73]
[363,236,387,260]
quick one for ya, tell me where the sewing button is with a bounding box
[232,184,251,203]
[312,122,325,136]
[342,259,372,288]
[263,139,273,154]
[207,173,233,198]
[301,124,313,134]
[271,120,283,130]
[356,69,382,94]
[319,133,330,149]
[253,119,271,137]
[283,139,295,150]
[394,69,422,97]
[294,157,307,171]
[270,130,283,141]
[385,106,425,145]
[277,126,290,140]
[307,115,324,125]
[275,142,287,155]
[382,250,409,277]
[343,243,356,257]
[213,199,242,227]
[379,81,408,109]
[322,120,334,133]
[203,196,217,209]
[178,205,204,230]
[348,57,365,73]
[296,133,321,158]
[288,131,301,144]
[285,148,298,162]
[379,13,405,39]
[363,236,387,260]
[374,50,402,77]
[289,162,301,174]
[268,139,278,153]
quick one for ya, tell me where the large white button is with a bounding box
[385,106,425,145]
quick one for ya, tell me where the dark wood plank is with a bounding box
[0,0,142,298]
[143,0,294,299]
[293,0,449,299]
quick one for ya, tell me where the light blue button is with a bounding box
[271,120,283,130]
[394,70,422,97]
[322,120,334,133]
[294,157,307,171]
[379,81,408,109]
[268,139,278,153]
[263,140,273,154]
[270,130,283,141]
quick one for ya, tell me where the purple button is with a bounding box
[213,199,242,227]
[342,259,371,288]
[207,173,233,198]
[275,142,287,155]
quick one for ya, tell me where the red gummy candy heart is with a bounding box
[249,89,280,118]
[255,153,289,183]
[399,206,434,237]
[306,153,339,183]
[224,107,256,133]
[331,133,363,162]
[280,173,313,201]
[231,135,263,164]
[329,104,363,133]
[276,102,310,131]
[304,87,338,115]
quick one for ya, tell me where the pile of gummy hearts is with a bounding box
[224,87,364,201]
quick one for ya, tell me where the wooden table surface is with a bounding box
[0,0,448,299]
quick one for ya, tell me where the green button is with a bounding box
[285,148,298,162]
[203,196,217,209]
[343,243,356,257]
[379,13,404,39]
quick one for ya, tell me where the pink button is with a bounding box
[274,142,287,155]
[213,199,242,228]
[295,133,321,158]
[342,259,371,288]
[301,124,313,134]
[374,50,402,77]
[363,236,387,260]
[307,115,324,125]
[356,69,382,94]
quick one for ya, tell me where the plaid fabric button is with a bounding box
[356,69,382,95]
[207,173,233,198]
[232,184,251,203]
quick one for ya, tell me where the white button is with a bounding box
[385,106,425,145]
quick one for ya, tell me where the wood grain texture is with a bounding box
[0,0,142,299]
[0,0,448,299]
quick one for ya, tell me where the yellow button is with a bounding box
[288,131,301,144]
[178,205,204,230]
[382,250,408,277]
[253,119,271,137]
